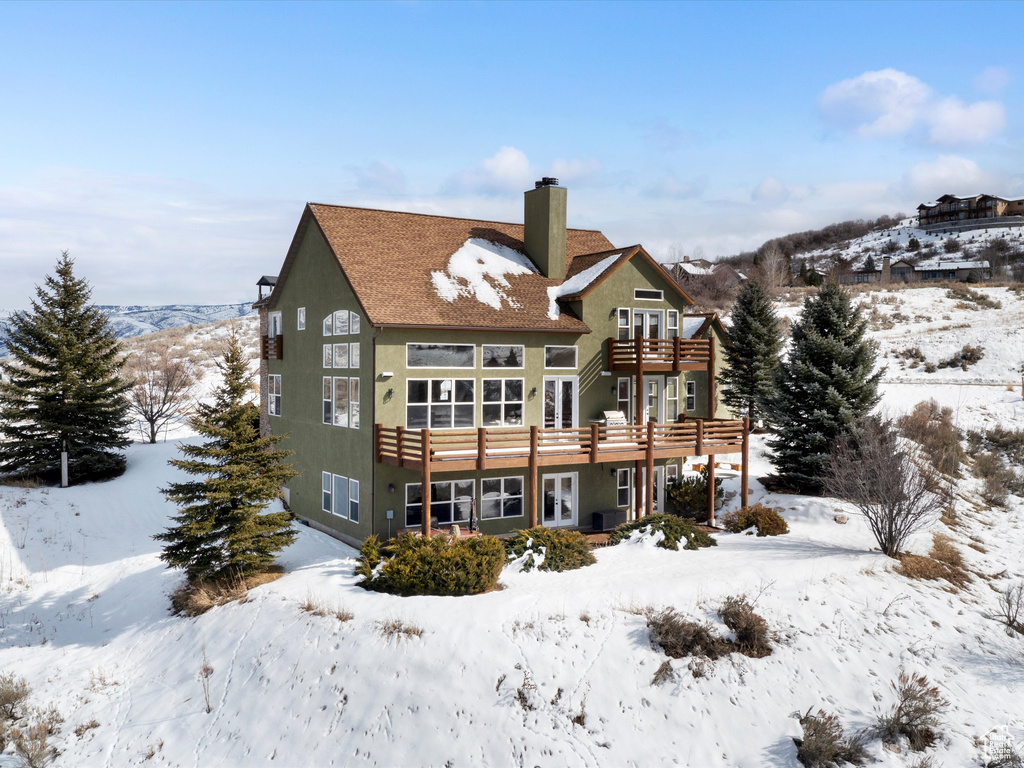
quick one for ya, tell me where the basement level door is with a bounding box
[542,472,578,527]
[639,466,666,516]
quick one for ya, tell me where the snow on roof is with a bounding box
[681,316,707,339]
[546,252,622,320]
[673,262,715,277]
[914,258,990,271]
[431,238,539,311]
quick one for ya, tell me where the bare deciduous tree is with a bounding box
[755,243,788,294]
[125,341,196,443]
[825,416,943,558]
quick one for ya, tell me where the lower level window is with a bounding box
[324,472,359,523]
[481,476,523,519]
[616,468,631,508]
[268,374,281,416]
[405,480,474,527]
[685,380,696,411]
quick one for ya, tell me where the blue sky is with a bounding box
[1,1,1021,308]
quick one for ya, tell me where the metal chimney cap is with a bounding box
[534,177,560,189]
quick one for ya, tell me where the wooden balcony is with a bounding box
[261,334,283,360]
[375,418,750,537]
[608,336,712,373]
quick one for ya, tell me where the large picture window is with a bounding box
[405,480,474,527]
[325,377,360,429]
[268,374,281,416]
[544,345,577,369]
[407,379,474,429]
[324,473,359,522]
[481,476,523,519]
[481,345,524,369]
[482,379,523,427]
[406,343,475,369]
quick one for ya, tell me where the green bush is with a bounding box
[666,466,723,521]
[720,504,789,536]
[504,527,596,573]
[609,514,717,551]
[355,532,505,596]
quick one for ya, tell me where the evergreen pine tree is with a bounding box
[763,281,882,493]
[720,279,783,422]
[156,328,298,582]
[0,252,131,483]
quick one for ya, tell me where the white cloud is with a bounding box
[642,173,707,200]
[974,66,1012,95]
[751,176,790,203]
[897,155,999,200]
[819,68,1006,145]
[444,146,534,196]
[547,157,602,186]
[353,161,406,194]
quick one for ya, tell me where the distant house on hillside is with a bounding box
[841,255,990,285]
[253,180,747,546]
[918,193,1024,227]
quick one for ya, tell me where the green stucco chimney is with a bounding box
[524,179,567,280]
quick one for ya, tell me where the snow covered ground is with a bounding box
[1,294,1023,767]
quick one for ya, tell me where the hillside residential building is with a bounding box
[255,180,748,546]
[842,255,990,285]
[918,193,1024,227]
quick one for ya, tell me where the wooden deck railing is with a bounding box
[375,418,744,473]
[261,334,283,360]
[608,336,712,372]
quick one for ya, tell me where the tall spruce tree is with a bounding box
[720,279,783,421]
[0,252,131,483]
[156,328,298,582]
[763,280,882,493]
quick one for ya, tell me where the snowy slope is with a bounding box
[0,303,256,358]
[1,304,1023,767]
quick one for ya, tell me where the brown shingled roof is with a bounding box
[268,203,616,332]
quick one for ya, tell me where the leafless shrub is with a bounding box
[673,267,740,310]
[0,673,30,721]
[74,719,100,738]
[570,694,587,727]
[719,595,772,657]
[874,670,948,752]
[997,582,1024,635]
[515,671,536,711]
[898,400,965,477]
[646,609,728,660]
[125,340,198,443]
[826,416,944,557]
[793,708,869,767]
[376,618,423,640]
[12,722,55,768]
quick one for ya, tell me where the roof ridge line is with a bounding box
[308,202,604,234]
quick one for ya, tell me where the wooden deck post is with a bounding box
[477,427,486,471]
[634,460,643,520]
[634,335,645,426]
[741,417,750,509]
[645,420,655,518]
[695,418,704,457]
[420,428,431,539]
[589,422,600,464]
[528,426,539,528]
[673,335,681,371]
[396,426,405,468]
[707,335,716,418]
[374,423,382,463]
[706,455,716,527]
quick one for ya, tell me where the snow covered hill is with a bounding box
[0,303,256,358]
[1,293,1023,767]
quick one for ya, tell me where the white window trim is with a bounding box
[616,308,630,340]
[268,374,281,416]
[406,378,475,430]
[349,478,360,523]
[322,377,333,425]
[323,314,333,336]
[323,344,333,368]
[268,311,282,339]
[685,380,696,412]
[667,310,679,338]
[297,307,306,331]
[481,377,525,428]
[616,467,632,509]
[633,289,664,301]
[349,311,360,335]
[480,476,525,520]
[349,377,360,429]
[542,375,579,429]
[544,345,578,370]
[481,344,525,370]
[617,377,632,422]
[333,343,349,369]
[332,474,348,519]
[321,471,332,513]
[405,479,475,528]
[405,342,477,370]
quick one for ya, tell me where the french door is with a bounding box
[542,472,578,527]
[543,376,578,430]
[639,466,666,515]
[633,310,663,339]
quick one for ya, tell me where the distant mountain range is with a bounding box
[0,302,256,357]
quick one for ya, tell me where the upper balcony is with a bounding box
[261,334,283,360]
[608,336,712,373]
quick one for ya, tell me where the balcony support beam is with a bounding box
[420,428,431,539]
[645,420,655,518]
[528,426,539,528]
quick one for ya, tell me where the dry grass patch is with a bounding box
[898,533,970,590]
[74,719,100,738]
[718,595,773,658]
[376,617,423,640]
[299,592,353,622]
[170,566,284,617]
[646,609,728,661]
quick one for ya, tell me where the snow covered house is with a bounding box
[255,179,747,546]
